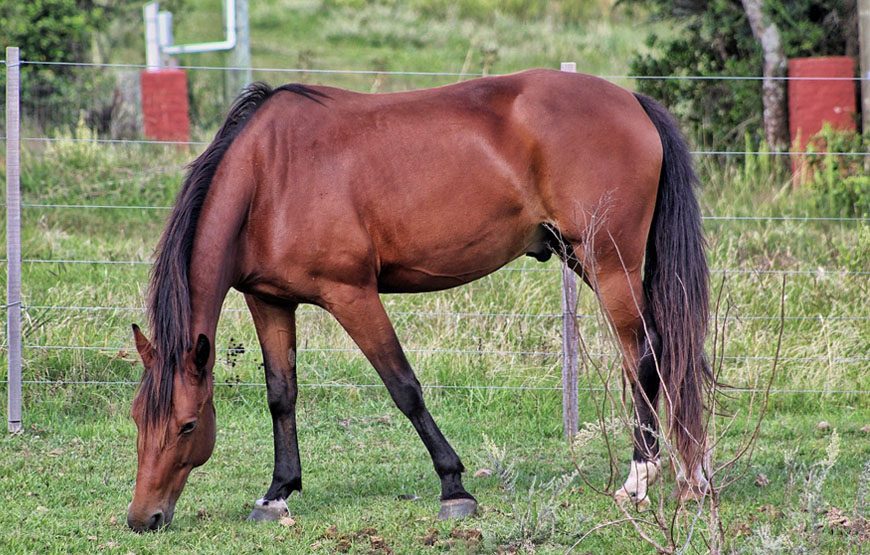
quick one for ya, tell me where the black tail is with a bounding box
[634,93,710,470]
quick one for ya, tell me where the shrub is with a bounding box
[804,127,870,218]
[628,0,859,150]
[1,0,187,134]
[1,1,111,132]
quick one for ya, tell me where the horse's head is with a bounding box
[126,324,216,532]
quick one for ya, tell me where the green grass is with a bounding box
[1,386,868,554]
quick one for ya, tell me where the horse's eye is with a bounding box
[180,421,197,435]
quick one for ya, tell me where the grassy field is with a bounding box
[2,0,869,553]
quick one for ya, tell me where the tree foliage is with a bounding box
[628,0,858,149]
[1,1,111,130]
[1,0,186,132]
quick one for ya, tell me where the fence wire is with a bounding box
[16,304,870,322]
[17,135,870,157]
[18,202,870,222]
[1,379,866,396]
[21,343,870,365]
[17,59,870,81]
[9,257,870,277]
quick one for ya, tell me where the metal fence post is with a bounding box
[559,61,579,439]
[228,0,252,94]
[6,47,23,433]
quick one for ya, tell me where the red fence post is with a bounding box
[788,57,857,183]
[140,69,191,143]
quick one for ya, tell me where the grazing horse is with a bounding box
[126,69,709,531]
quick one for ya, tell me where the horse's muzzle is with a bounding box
[127,505,172,532]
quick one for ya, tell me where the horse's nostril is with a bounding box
[148,511,164,531]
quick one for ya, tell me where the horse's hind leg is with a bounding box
[574,257,663,509]
[325,286,477,519]
[245,295,301,521]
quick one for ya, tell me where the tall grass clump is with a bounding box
[801,127,870,219]
[484,436,579,552]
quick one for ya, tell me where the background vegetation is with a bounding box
[629,0,859,151]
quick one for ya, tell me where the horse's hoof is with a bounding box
[247,498,289,522]
[614,488,651,511]
[678,483,709,504]
[438,498,478,520]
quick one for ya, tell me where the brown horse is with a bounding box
[126,69,709,531]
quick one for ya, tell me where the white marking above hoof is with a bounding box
[675,453,711,503]
[615,459,660,510]
[247,498,290,522]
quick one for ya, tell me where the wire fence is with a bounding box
[6,256,870,273]
[14,135,870,157]
[21,344,870,366]
[16,304,870,322]
[1,379,867,396]
[17,201,870,222]
[4,56,869,434]
[17,58,870,81]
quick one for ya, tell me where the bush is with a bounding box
[1,0,187,134]
[1,1,109,131]
[803,127,870,218]
[628,0,859,150]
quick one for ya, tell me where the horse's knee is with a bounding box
[388,376,426,417]
[265,369,297,417]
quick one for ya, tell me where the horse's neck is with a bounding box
[187,169,253,341]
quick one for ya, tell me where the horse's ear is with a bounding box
[193,334,211,371]
[132,324,155,368]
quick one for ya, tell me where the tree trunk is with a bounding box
[741,0,789,150]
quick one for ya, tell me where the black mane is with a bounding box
[137,83,327,427]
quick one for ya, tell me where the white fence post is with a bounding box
[144,3,161,71]
[228,0,252,93]
[560,61,579,439]
[6,47,23,433]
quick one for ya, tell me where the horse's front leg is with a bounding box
[325,285,477,519]
[244,295,301,521]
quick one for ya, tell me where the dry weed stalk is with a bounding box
[558,221,785,553]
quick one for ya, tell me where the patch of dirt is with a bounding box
[732,520,753,537]
[757,504,783,519]
[320,525,394,554]
[824,507,870,541]
[449,528,483,551]
[419,528,439,546]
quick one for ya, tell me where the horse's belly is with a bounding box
[375,221,541,294]
[376,263,502,293]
